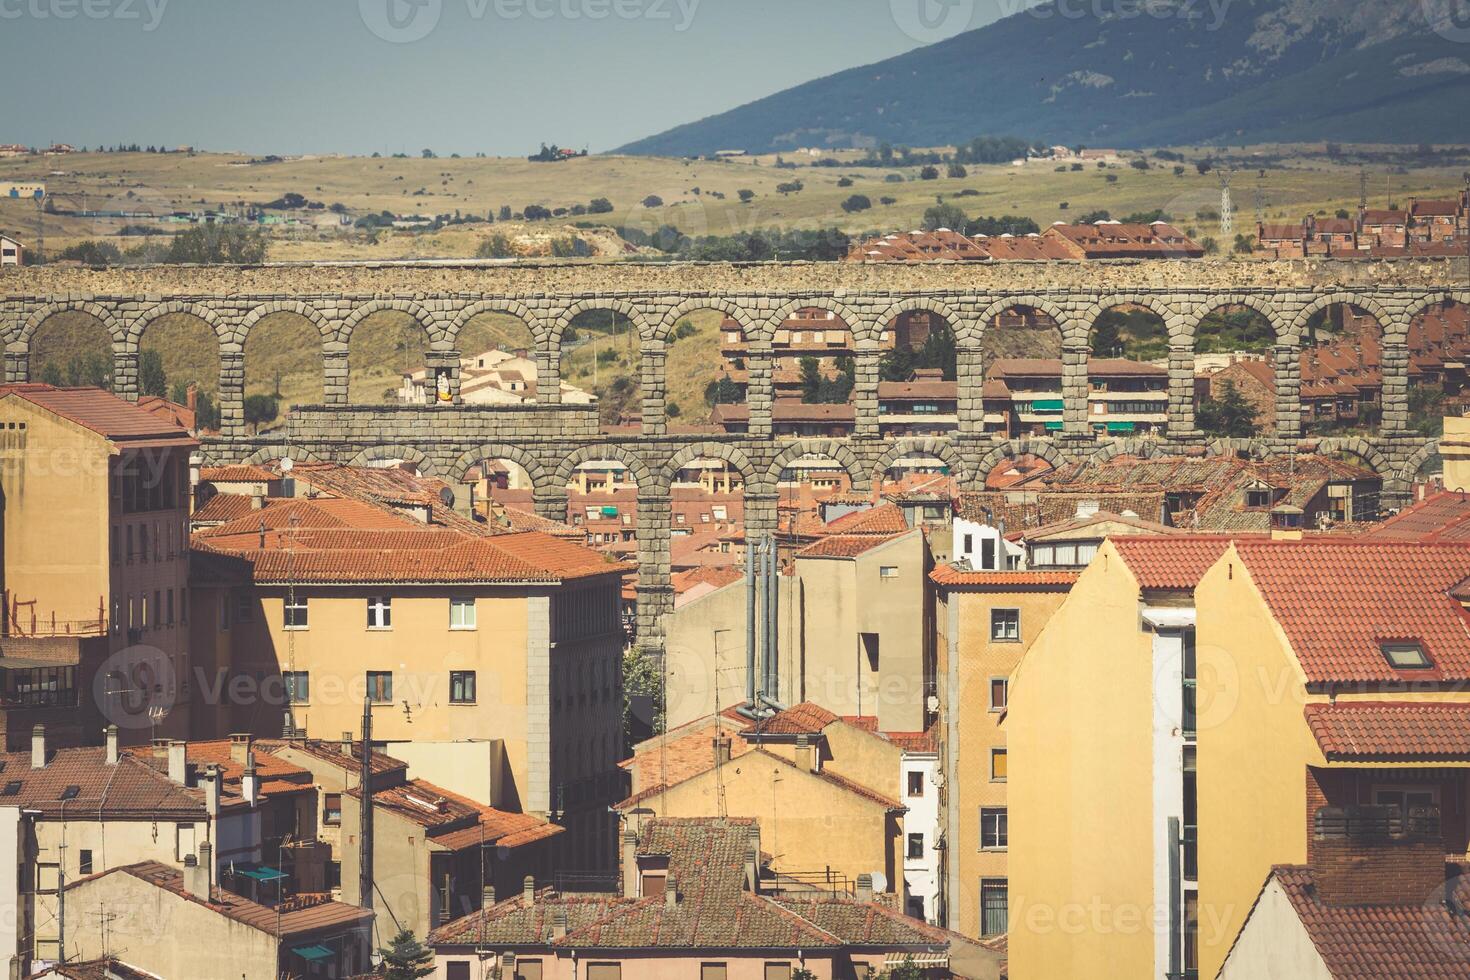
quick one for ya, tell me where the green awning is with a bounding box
[1031,399,1064,411]
[600,506,619,517]
[290,944,334,962]
[233,864,287,882]
[1107,422,1136,433]
[1044,421,1064,431]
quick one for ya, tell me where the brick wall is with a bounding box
[1312,836,1448,906]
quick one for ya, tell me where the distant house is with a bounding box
[0,235,22,266]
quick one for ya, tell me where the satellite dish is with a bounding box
[869,871,888,894]
[280,457,294,473]
[440,487,456,508]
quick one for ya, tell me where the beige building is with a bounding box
[190,482,627,871]
[0,384,197,744]
[665,504,934,733]
[64,858,373,980]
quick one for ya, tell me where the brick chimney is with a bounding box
[713,736,732,767]
[621,830,639,898]
[1311,805,1448,906]
[229,733,252,765]
[664,873,679,908]
[30,725,45,769]
[794,734,817,773]
[186,382,198,416]
[203,764,221,816]
[855,873,874,903]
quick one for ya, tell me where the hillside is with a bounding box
[617,0,1470,155]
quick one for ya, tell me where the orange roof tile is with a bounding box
[0,384,197,445]
[1304,702,1470,760]
[930,567,1080,588]
[799,532,904,559]
[1236,541,1470,683]
[1112,535,1236,590]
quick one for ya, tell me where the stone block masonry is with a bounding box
[4,259,1459,660]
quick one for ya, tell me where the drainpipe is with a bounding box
[764,535,779,701]
[745,541,757,707]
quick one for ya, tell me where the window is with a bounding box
[1381,641,1431,669]
[153,590,161,629]
[323,793,342,826]
[981,879,1008,937]
[450,671,477,704]
[586,965,621,980]
[126,525,134,563]
[1373,786,1439,811]
[79,849,93,875]
[981,807,1008,850]
[880,565,899,580]
[962,533,973,555]
[907,770,925,797]
[1182,629,1197,737]
[367,671,393,703]
[990,608,1020,642]
[446,964,471,980]
[175,823,197,862]
[907,832,925,859]
[515,963,544,980]
[1246,488,1271,508]
[763,966,791,980]
[449,597,476,630]
[283,672,310,705]
[166,590,174,625]
[284,596,308,630]
[1184,892,1199,974]
[367,597,392,630]
[991,748,1008,782]
[989,677,1009,712]
[981,537,996,570]
[701,966,728,980]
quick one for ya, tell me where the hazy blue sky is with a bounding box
[0,0,1024,155]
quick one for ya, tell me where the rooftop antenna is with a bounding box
[1359,167,1368,211]
[1253,171,1265,227]
[1217,170,1235,238]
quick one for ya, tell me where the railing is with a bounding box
[2,593,107,638]
[553,871,619,894]
[1315,804,1442,840]
[763,869,854,897]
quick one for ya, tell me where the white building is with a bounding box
[951,513,1024,571]
[900,747,942,923]
[0,236,23,267]
[397,347,595,406]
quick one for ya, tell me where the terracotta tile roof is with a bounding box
[672,565,744,596]
[622,713,754,792]
[352,778,563,851]
[1112,535,1235,590]
[0,746,209,819]
[125,739,313,801]
[1303,702,1470,760]
[259,738,409,778]
[35,959,158,980]
[72,861,373,937]
[824,503,910,535]
[1016,510,1176,542]
[491,505,585,540]
[1362,491,1470,542]
[1235,541,1470,683]
[134,395,196,432]
[0,384,197,445]
[191,492,259,525]
[799,532,904,559]
[956,491,1167,531]
[987,357,1165,379]
[200,465,277,483]
[286,462,489,536]
[772,898,953,947]
[881,725,940,754]
[430,891,639,946]
[930,566,1080,588]
[617,748,902,812]
[1261,864,1470,978]
[753,702,839,736]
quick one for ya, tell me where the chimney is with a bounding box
[30,725,45,769]
[713,736,732,767]
[794,734,816,773]
[195,841,214,896]
[186,382,198,416]
[229,733,252,765]
[181,854,203,895]
[203,764,221,816]
[168,740,188,784]
[104,725,119,766]
[1311,805,1448,906]
[241,763,260,806]
[523,875,536,906]
[745,845,759,894]
[621,830,639,898]
[482,883,497,908]
[855,873,874,904]
[341,732,354,757]
[553,906,569,939]
[250,488,265,511]
[664,874,679,908]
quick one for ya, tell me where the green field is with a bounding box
[3,145,1467,261]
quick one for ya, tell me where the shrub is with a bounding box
[841,194,873,213]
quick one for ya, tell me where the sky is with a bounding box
[0,0,1024,156]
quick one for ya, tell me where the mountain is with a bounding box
[616,0,1470,155]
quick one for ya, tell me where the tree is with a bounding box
[378,930,435,980]
[776,180,804,195]
[138,350,168,398]
[165,225,268,265]
[588,197,614,214]
[624,645,663,742]
[922,202,967,232]
[421,148,436,159]
[1129,158,1150,170]
[737,189,755,203]
[57,241,121,265]
[477,234,515,258]
[641,195,664,208]
[243,394,279,434]
[1196,381,1259,438]
[799,356,824,402]
[841,194,872,213]
[919,165,940,180]
[947,162,968,179]
[705,374,743,406]
[837,176,854,187]
[172,382,218,430]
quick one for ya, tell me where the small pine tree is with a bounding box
[378,929,435,980]
[138,350,168,398]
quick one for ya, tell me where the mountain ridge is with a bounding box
[616,0,1470,155]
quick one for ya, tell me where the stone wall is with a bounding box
[5,260,1455,658]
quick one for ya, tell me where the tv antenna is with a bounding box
[1217,169,1235,238]
[1359,167,1368,210]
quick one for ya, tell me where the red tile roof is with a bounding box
[1258,864,1470,979]
[1235,541,1470,683]
[1362,491,1470,543]
[799,532,904,559]
[200,465,278,483]
[1303,702,1470,760]
[1112,535,1235,590]
[0,384,197,445]
[753,702,839,736]
[0,746,210,819]
[353,778,563,851]
[823,503,910,535]
[616,748,902,812]
[930,567,1080,588]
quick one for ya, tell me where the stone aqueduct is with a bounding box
[2,260,1458,654]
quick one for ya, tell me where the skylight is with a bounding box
[1381,642,1432,670]
[59,785,80,801]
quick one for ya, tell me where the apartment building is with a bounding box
[398,347,595,407]
[845,223,1203,262]
[189,482,627,871]
[983,358,1170,439]
[0,384,197,744]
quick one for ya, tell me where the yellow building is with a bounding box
[1194,538,1470,978]
[932,565,1077,940]
[1007,535,1233,980]
[190,489,627,871]
[0,384,197,744]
